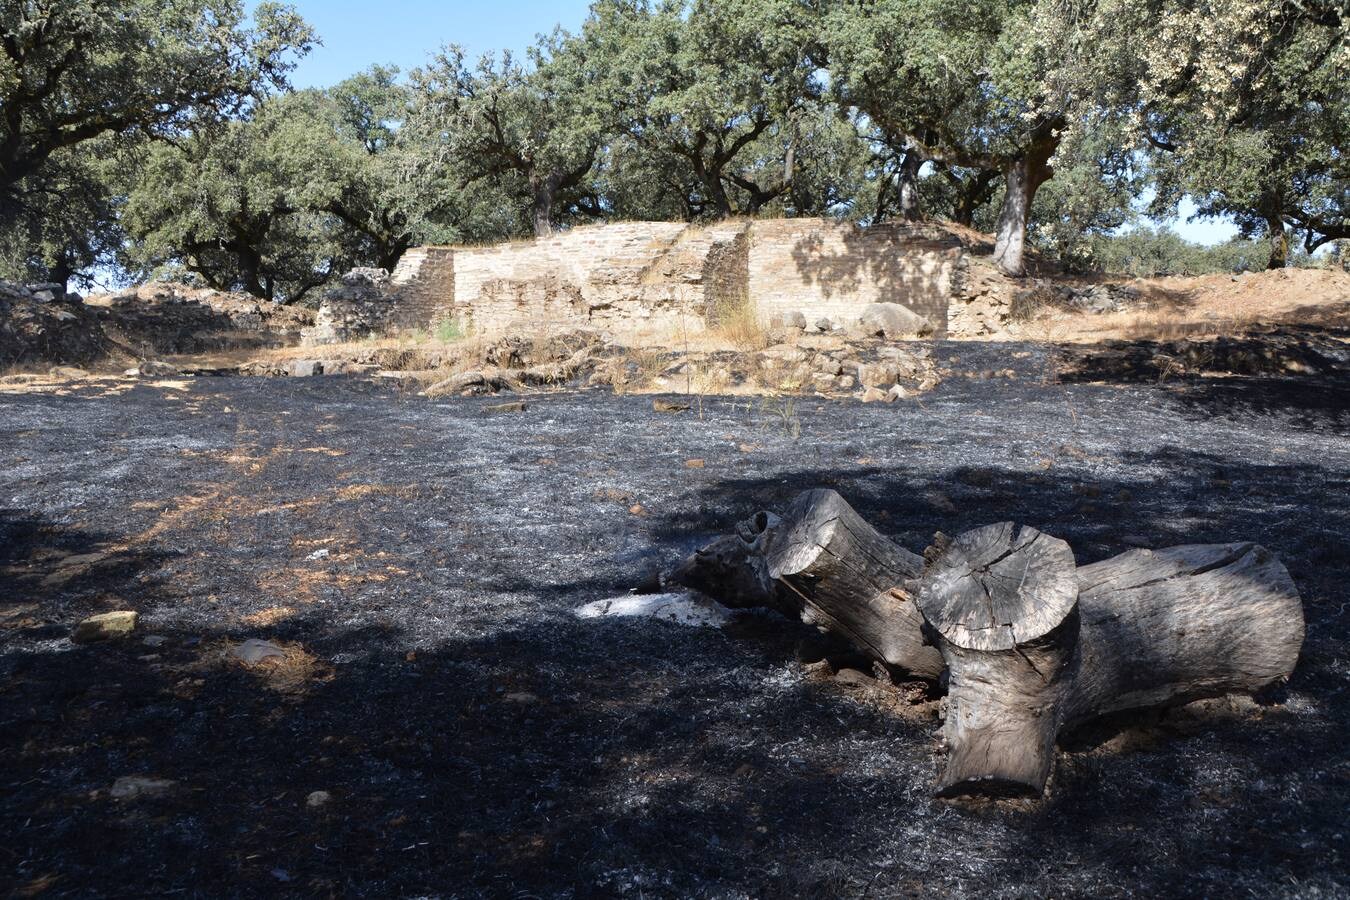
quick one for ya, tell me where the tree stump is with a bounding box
[917,525,1305,797]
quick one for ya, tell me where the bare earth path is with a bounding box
[2,343,1347,897]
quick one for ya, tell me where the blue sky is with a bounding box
[265,0,1237,245]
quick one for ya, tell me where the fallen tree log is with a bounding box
[671,489,943,678]
[916,523,1305,797]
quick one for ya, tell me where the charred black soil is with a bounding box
[2,343,1347,898]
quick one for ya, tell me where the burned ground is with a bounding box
[1,343,1347,898]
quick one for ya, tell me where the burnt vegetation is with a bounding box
[1,342,1347,897]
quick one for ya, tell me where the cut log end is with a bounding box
[917,522,1078,652]
[920,525,1304,798]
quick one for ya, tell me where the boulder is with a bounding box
[72,610,139,643]
[856,362,901,388]
[857,302,934,339]
[757,344,809,364]
[138,359,179,377]
[229,638,287,666]
[288,359,324,377]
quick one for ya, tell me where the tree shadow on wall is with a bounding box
[779,223,965,329]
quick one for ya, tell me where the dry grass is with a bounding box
[1033,267,1350,343]
[217,639,331,694]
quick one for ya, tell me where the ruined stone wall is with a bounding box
[746,220,963,336]
[389,246,454,329]
[373,218,990,340]
[451,222,712,335]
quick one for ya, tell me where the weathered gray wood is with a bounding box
[1067,542,1304,726]
[918,523,1078,652]
[918,529,1305,798]
[668,510,789,612]
[917,524,1080,797]
[765,489,942,678]
[671,489,943,678]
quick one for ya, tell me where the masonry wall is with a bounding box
[389,247,454,329]
[747,220,963,336]
[449,222,758,336]
[382,218,971,339]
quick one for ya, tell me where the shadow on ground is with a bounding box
[1,365,1346,897]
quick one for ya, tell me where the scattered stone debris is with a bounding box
[287,359,324,377]
[855,302,935,339]
[137,359,179,377]
[0,279,105,365]
[92,282,312,356]
[71,610,139,643]
[302,268,399,345]
[1062,283,1142,314]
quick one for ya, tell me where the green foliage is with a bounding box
[0,0,314,284]
[1,0,1344,297]
[591,0,823,219]
[435,319,465,342]
[0,0,314,204]
[121,66,518,301]
[1146,3,1348,266]
[0,138,128,286]
[1084,227,1319,278]
[408,28,613,235]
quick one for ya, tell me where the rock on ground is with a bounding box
[856,302,935,339]
[72,610,139,643]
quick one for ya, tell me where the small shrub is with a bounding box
[435,318,465,342]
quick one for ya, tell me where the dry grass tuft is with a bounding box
[708,293,769,352]
[218,639,331,694]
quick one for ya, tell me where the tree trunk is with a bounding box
[530,173,558,237]
[235,242,269,300]
[670,489,943,678]
[50,252,73,293]
[1266,210,1289,269]
[992,137,1056,277]
[896,150,922,222]
[917,525,1304,797]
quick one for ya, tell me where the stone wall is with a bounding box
[390,246,454,328]
[448,223,695,335]
[746,220,963,337]
[351,218,1004,342]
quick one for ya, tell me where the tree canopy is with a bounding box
[1,0,1344,296]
